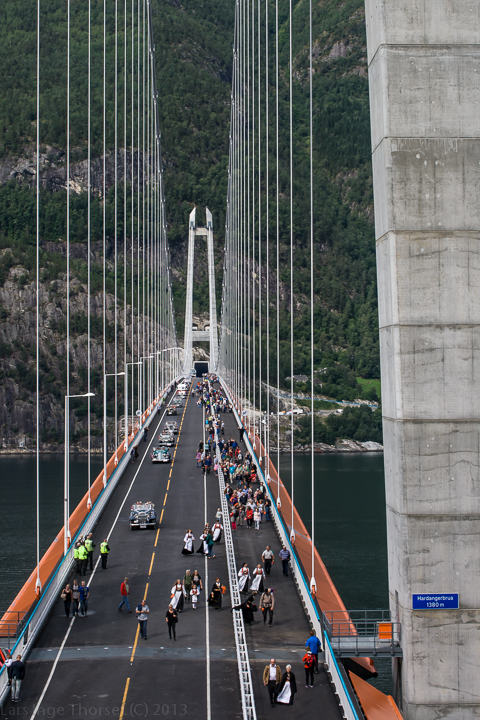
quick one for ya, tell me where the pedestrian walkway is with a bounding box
[218,403,343,718]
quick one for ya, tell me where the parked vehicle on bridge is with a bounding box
[129,501,157,530]
[164,421,178,434]
[166,406,177,415]
[151,447,171,463]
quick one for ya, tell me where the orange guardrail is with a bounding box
[0,385,171,637]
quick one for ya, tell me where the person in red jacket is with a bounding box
[302,649,316,688]
[118,577,132,613]
[246,506,254,529]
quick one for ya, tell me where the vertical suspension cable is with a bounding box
[309,0,315,592]
[142,0,146,414]
[257,0,261,460]
[35,0,41,593]
[289,0,294,542]
[131,0,135,429]
[265,0,270,479]
[247,0,251,438]
[64,0,71,551]
[251,0,255,439]
[102,0,107,484]
[87,0,92,507]
[114,0,119,462]
[275,0,280,504]
[124,0,128,449]
[137,0,141,423]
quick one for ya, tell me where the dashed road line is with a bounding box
[119,677,130,720]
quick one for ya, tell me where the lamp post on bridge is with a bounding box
[125,361,142,451]
[162,347,183,387]
[139,355,154,418]
[103,372,125,486]
[64,392,95,556]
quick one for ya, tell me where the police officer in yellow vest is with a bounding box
[74,542,81,574]
[100,539,110,569]
[77,542,88,576]
[84,534,95,572]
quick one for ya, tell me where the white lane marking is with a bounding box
[29,400,171,720]
[30,616,75,719]
[204,431,211,720]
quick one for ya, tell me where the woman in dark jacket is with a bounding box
[276,665,297,705]
[165,604,178,640]
[208,578,223,609]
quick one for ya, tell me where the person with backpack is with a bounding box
[302,649,316,687]
[305,629,322,673]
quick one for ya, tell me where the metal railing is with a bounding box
[0,612,27,650]
[323,610,402,657]
[217,377,363,720]
[0,379,181,708]
[215,428,257,720]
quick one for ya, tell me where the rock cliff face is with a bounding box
[0,253,169,452]
[0,146,144,196]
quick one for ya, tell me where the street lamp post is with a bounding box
[64,392,95,556]
[162,347,183,386]
[104,372,125,485]
[139,355,154,419]
[125,362,142,450]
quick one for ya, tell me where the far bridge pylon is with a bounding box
[183,207,218,373]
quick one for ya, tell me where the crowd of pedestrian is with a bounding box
[199,376,325,709]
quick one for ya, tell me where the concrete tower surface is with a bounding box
[365,1,480,718]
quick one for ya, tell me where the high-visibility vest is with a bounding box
[74,547,80,559]
[100,542,109,554]
[84,539,93,552]
[78,545,88,560]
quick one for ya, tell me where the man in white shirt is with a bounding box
[262,546,274,576]
[263,658,282,707]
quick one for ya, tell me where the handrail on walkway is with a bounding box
[211,401,256,719]
[217,376,363,720]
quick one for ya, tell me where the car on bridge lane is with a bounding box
[129,501,157,530]
[151,447,171,463]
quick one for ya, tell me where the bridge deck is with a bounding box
[3,383,343,719]
[219,402,343,718]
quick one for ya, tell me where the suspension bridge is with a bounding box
[0,0,478,718]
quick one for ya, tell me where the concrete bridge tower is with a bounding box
[183,207,219,373]
[366,2,480,717]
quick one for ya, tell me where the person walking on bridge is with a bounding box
[136,600,149,639]
[263,659,282,707]
[118,577,132,613]
[279,546,290,577]
[100,539,110,569]
[302,650,316,687]
[10,655,25,703]
[79,581,89,617]
[262,545,274,575]
[305,629,322,673]
[166,604,178,640]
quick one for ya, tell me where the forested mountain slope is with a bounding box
[0,0,378,448]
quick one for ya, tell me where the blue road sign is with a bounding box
[412,593,459,610]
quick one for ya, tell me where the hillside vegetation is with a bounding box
[0,0,380,447]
